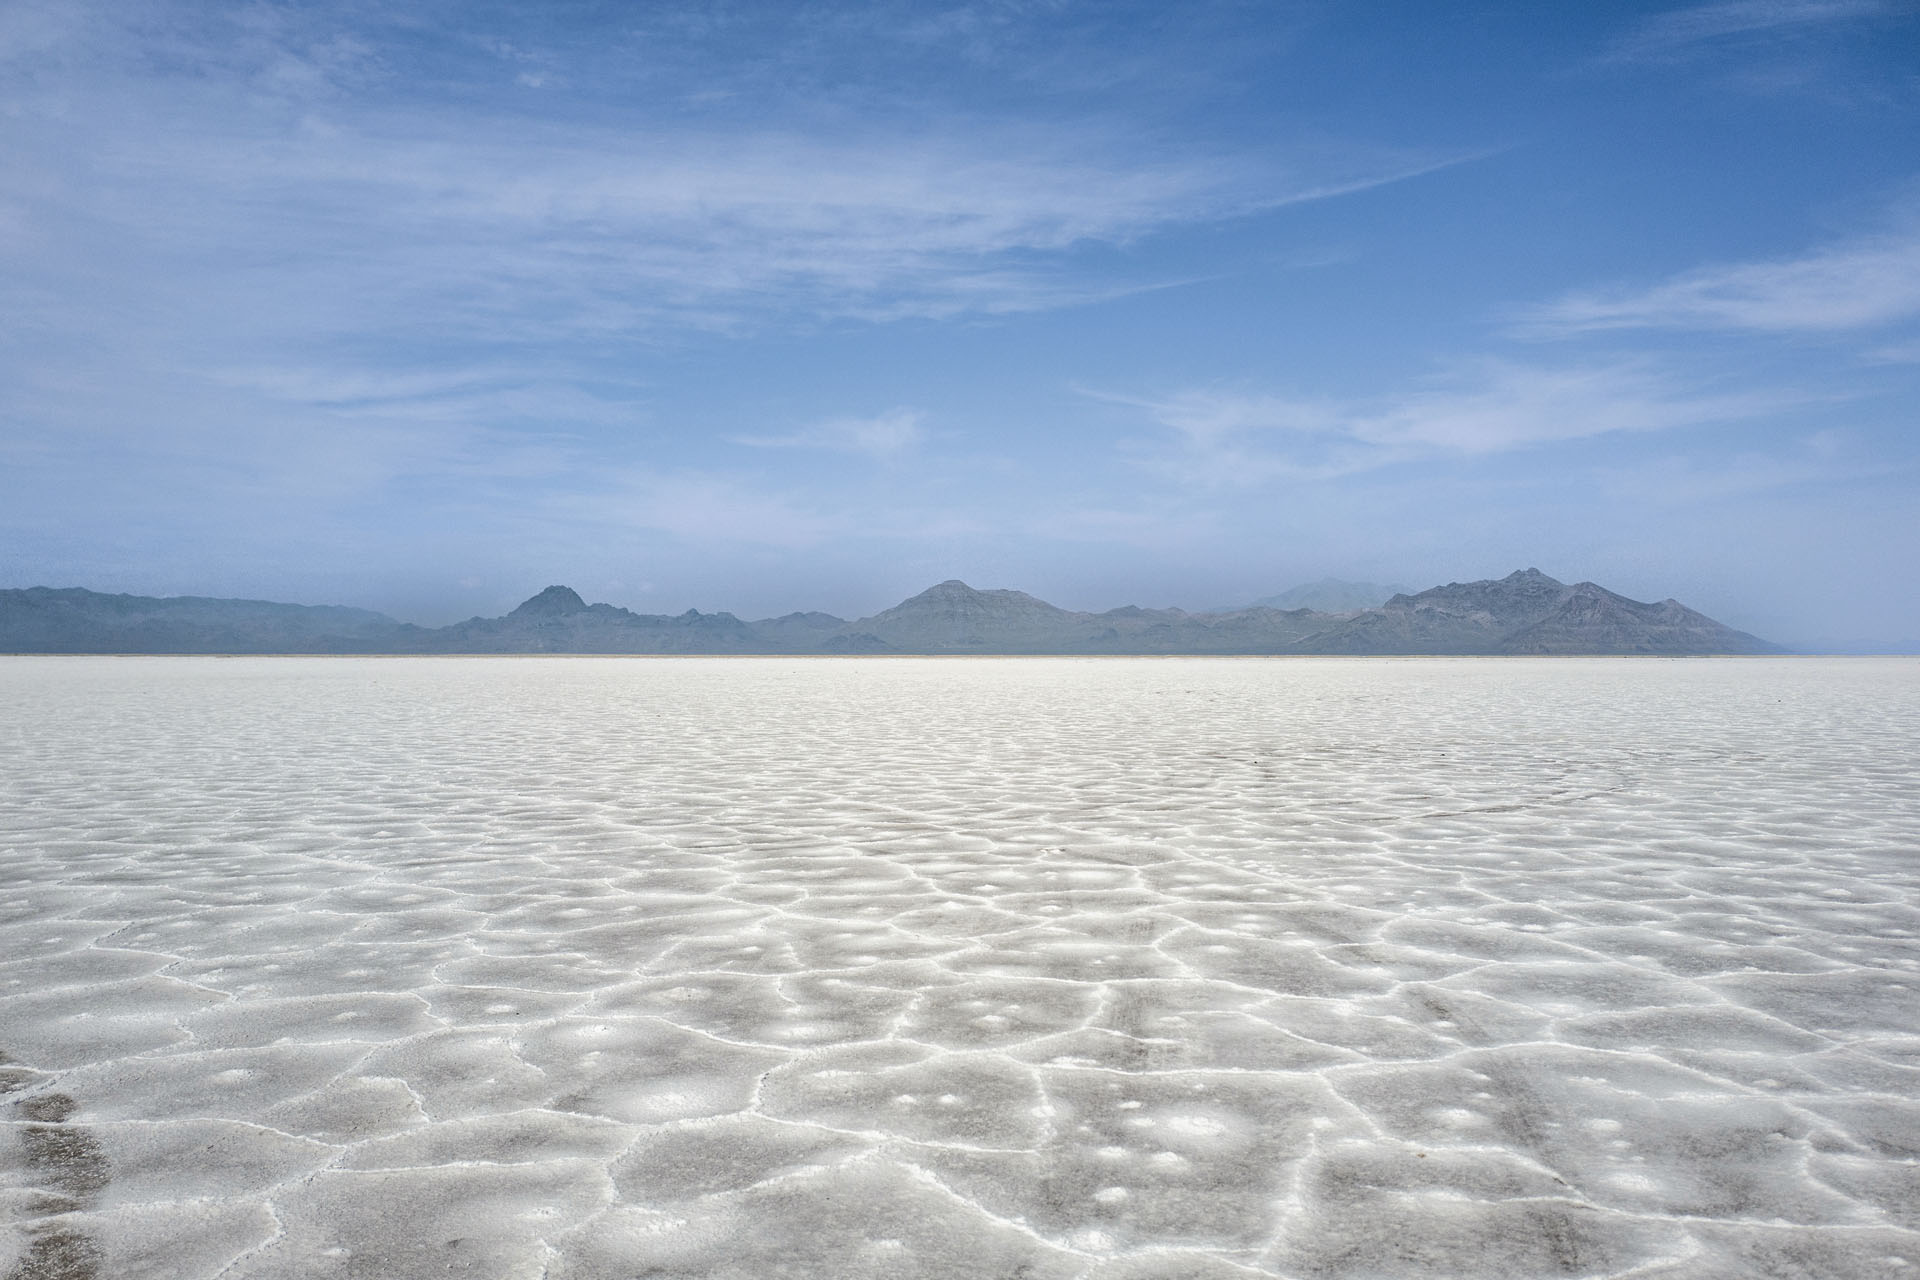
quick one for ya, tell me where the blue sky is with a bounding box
[1,0,1915,647]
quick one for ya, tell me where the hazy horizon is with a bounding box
[0,566,1812,639]
[3,1,1916,650]
[4,565,1912,653]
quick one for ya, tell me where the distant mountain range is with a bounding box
[1212,577,1412,614]
[0,570,1784,654]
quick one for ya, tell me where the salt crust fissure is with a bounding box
[1,656,1916,1278]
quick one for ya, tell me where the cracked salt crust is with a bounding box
[1,655,1917,1278]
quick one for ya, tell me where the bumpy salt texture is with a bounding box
[2,656,1916,1278]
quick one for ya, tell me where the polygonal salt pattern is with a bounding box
[1,655,1917,1278]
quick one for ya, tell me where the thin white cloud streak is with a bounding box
[733,409,927,457]
[0,0,1479,548]
[1863,337,1920,364]
[1104,361,1793,487]
[1522,218,1920,335]
[1363,363,1791,451]
[0,22,1473,346]
[221,129,1451,330]
[1605,0,1889,61]
[209,366,556,409]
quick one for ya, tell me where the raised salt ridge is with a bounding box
[1,656,1916,1278]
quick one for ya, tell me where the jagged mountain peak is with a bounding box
[882,579,1060,613]
[855,578,1076,647]
[907,579,1005,603]
[511,585,588,617]
[1396,568,1571,608]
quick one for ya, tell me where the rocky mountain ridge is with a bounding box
[0,570,1783,654]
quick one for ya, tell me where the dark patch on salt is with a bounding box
[4,1087,109,1280]
[22,1125,110,1200]
[4,1226,105,1280]
[17,1095,75,1124]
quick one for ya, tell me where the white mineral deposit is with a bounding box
[2,656,1917,1278]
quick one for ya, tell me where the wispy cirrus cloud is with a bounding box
[48,122,1457,337]
[1102,360,1793,486]
[1863,337,1920,364]
[0,0,1471,351]
[1520,213,1920,335]
[1603,0,1890,62]
[0,0,1477,567]
[732,409,928,457]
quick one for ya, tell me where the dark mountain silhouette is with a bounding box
[0,586,406,654]
[1501,581,1775,655]
[859,580,1076,650]
[0,570,1785,654]
[1307,569,1779,655]
[509,585,588,617]
[405,602,763,654]
[852,580,1336,653]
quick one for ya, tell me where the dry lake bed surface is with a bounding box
[1,655,1917,1280]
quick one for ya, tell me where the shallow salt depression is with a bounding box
[2,656,1917,1279]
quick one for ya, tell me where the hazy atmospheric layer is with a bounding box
[1,657,1917,1280]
